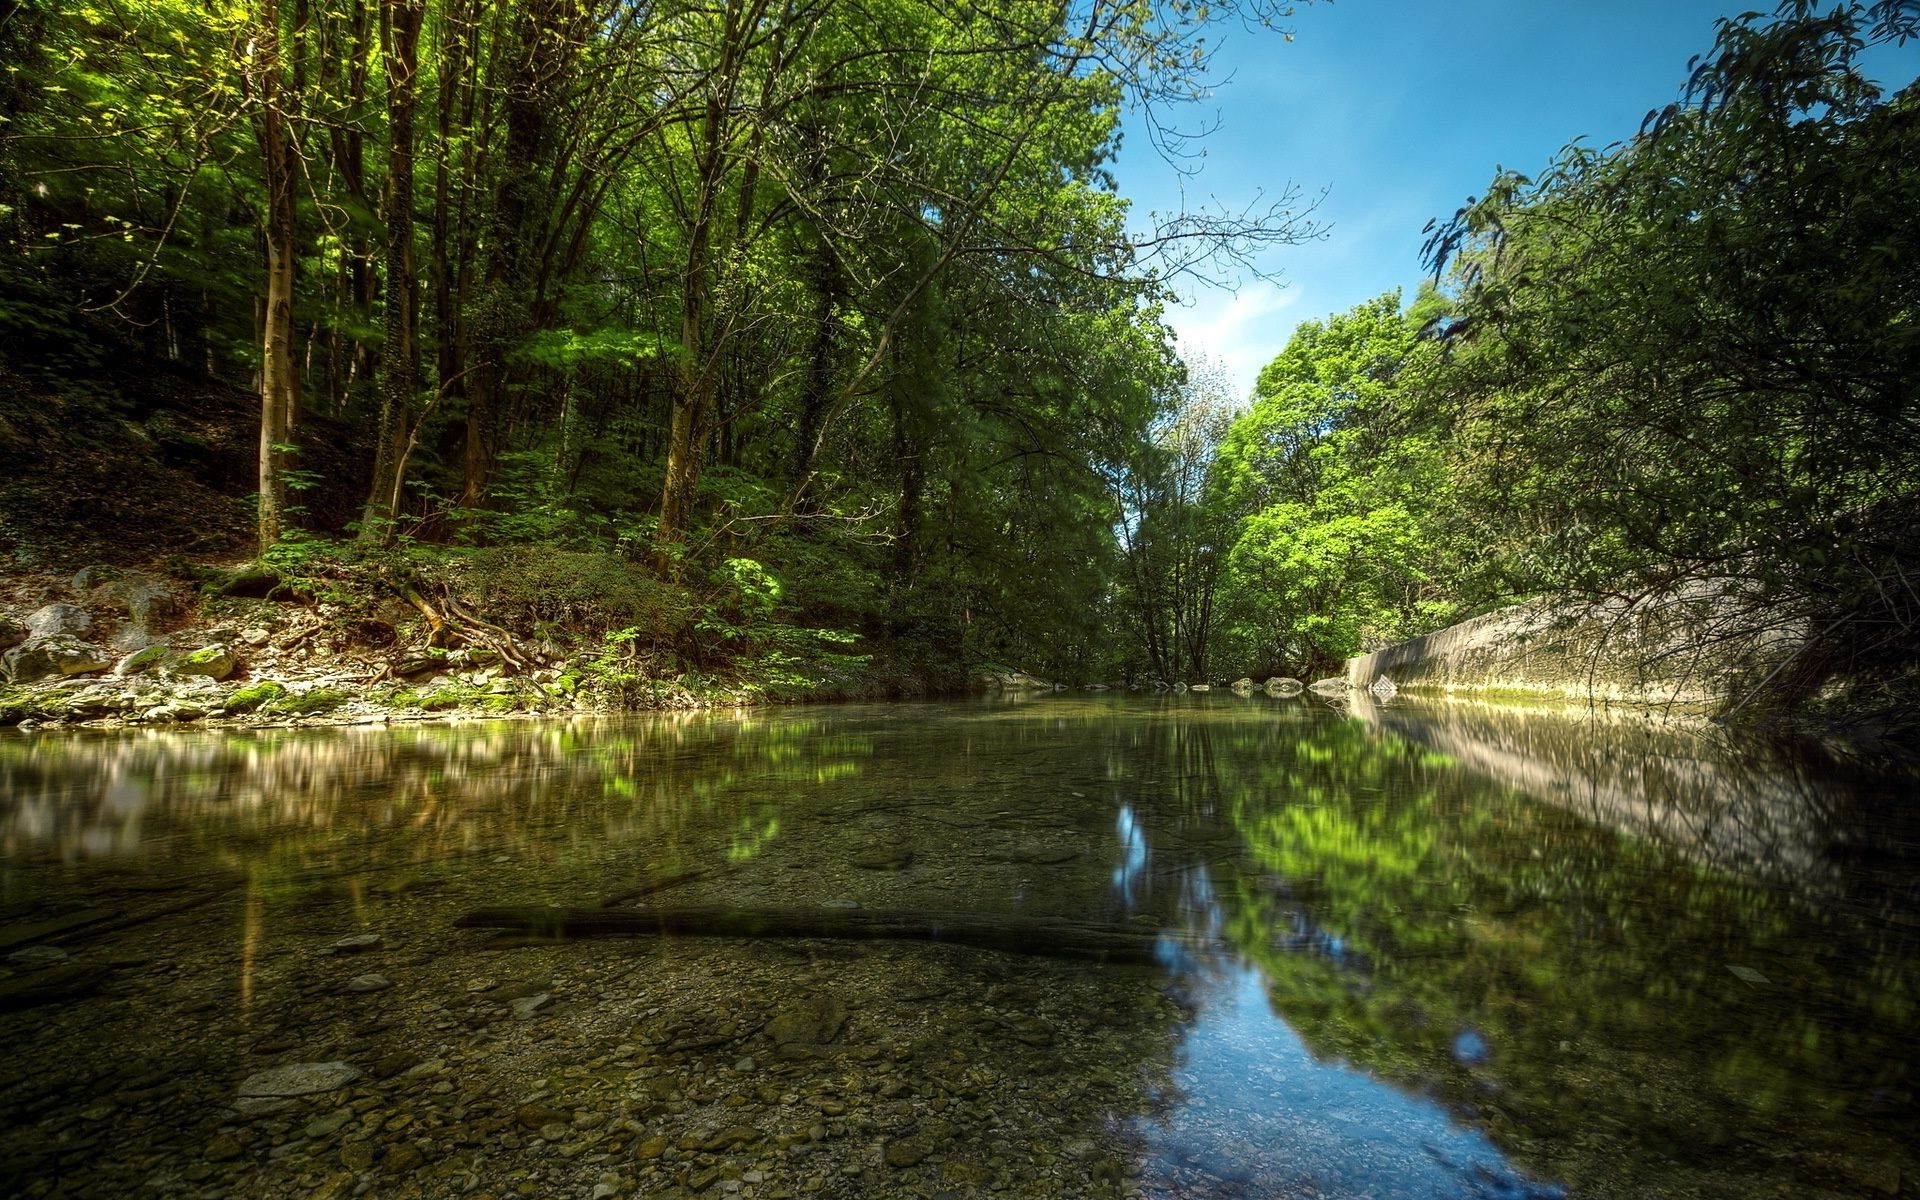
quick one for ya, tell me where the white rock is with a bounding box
[26,602,92,638]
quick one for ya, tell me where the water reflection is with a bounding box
[1,698,1914,1199]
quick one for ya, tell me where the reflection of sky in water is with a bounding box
[1126,963,1563,1200]
[1113,804,1149,909]
[1116,802,1561,1199]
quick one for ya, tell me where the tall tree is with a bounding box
[248,0,302,552]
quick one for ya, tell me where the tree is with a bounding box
[1113,351,1236,683]
[247,0,302,552]
[1209,290,1461,677]
[1422,0,1920,714]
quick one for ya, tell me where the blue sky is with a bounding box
[1111,1,1919,400]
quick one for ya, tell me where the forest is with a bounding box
[1,0,1915,726]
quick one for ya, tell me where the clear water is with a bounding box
[1,695,1915,1199]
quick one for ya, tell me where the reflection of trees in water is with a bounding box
[1195,711,1917,1197]
[0,716,872,878]
[1355,698,1914,895]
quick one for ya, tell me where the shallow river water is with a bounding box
[1,695,1916,1200]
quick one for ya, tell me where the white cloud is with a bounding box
[1162,280,1299,402]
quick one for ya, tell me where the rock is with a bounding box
[0,614,26,650]
[384,1143,426,1171]
[370,1051,421,1079]
[515,1103,572,1130]
[70,565,120,591]
[26,602,91,639]
[240,627,272,647]
[344,973,393,993]
[238,1062,362,1098]
[699,1125,762,1152]
[1230,677,1255,695]
[111,626,160,654]
[1367,675,1399,701]
[224,680,287,713]
[173,645,239,680]
[234,1096,297,1117]
[851,845,913,871]
[766,995,847,1046]
[114,643,174,676]
[305,1111,354,1139]
[1308,677,1349,695]
[635,1134,669,1159]
[7,945,71,965]
[393,655,448,681]
[1188,683,1211,692]
[884,1137,934,1168]
[510,992,552,1019]
[329,934,382,954]
[1264,676,1304,696]
[340,1141,377,1171]
[205,1133,244,1162]
[145,703,207,722]
[4,637,112,682]
[488,979,550,1001]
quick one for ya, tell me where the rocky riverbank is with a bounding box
[0,560,848,731]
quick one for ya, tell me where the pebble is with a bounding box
[205,1133,243,1161]
[330,934,383,954]
[511,992,553,1019]
[345,973,394,993]
[306,1111,353,1139]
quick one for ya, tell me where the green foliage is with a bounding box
[450,546,692,640]
[1209,291,1467,677]
[1421,1,1920,714]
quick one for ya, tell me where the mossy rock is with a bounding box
[413,688,467,712]
[173,645,239,680]
[226,680,288,713]
[262,688,348,716]
[0,689,39,725]
[210,566,284,599]
[0,615,26,651]
[0,686,75,724]
[116,644,174,676]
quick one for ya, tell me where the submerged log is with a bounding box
[454,904,1209,965]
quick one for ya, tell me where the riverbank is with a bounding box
[0,552,962,733]
[1339,591,1920,749]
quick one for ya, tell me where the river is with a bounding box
[2,695,1915,1199]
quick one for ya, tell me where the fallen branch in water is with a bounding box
[454,904,1208,965]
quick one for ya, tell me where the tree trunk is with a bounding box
[455,903,1208,966]
[255,0,298,554]
[360,0,422,541]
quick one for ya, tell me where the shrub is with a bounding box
[447,546,692,639]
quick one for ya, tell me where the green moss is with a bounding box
[181,647,224,665]
[120,644,173,675]
[262,688,348,716]
[225,680,288,713]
